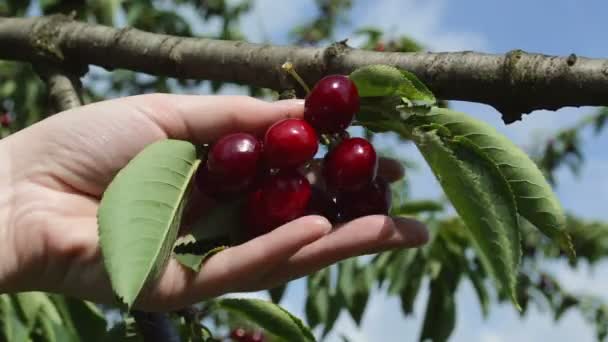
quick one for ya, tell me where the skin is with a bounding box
[0,94,428,312]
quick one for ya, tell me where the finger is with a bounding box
[258,215,427,288]
[377,157,405,183]
[125,94,305,144]
[138,215,331,311]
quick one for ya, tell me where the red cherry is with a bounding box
[306,186,340,224]
[249,331,265,342]
[324,137,378,191]
[304,75,359,133]
[264,118,318,169]
[230,328,247,340]
[244,170,312,237]
[337,178,392,220]
[195,133,262,196]
[0,113,11,128]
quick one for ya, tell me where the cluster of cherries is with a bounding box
[228,328,265,342]
[194,74,391,237]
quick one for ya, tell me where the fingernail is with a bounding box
[275,99,305,106]
[391,216,429,246]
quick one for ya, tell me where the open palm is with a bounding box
[0,94,428,311]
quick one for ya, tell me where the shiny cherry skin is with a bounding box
[244,170,312,237]
[195,133,262,196]
[337,178,392,220]
[264,118,318,169]
[304,75,359,133]
[324,137,378,191]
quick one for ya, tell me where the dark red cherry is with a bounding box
[244,170,312,237]
[264,118,318,169]
[324,137,378,191]
[337,178,392,220]
[0,112,11,128]
[306,186,340,224]
[230,328,247,340]
[304,75,359,133]
[196,133,262,196]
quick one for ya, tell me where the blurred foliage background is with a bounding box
[1,1,608,341]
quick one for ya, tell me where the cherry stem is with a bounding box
[282,62,311,95]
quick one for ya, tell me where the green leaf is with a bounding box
[173,198,243,272]
[49,295,107,342]
[321,294,342,338]
[350,265,373,325]
[413,129,521,305]
[465,264,490,318]
[409,107,574,259]
[349,64,436,106]
[399,251,426,315]
[216,298,316,342]
[98,139,201,309]
[392,199,444,215]
[269,284,287,304]
[174,239,229,272]
[1,295,31,342]
[34,316,79,342]
[337,258,372,325]
[337,258,357,310]
[13,292,62,329]
[386,250,416,295]
[305,269,331,329]
[419,271,457,342]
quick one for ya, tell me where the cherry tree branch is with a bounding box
[34,64,83,112]
[2,14,608,123]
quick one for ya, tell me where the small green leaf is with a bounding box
[399,251,426,315]
[98,139,201,309]
[337,258,371,325]
[321,294,342,338]
[269,284,288,304]
[392,200,444,215]
[419,270,457,342]
[337,258,357,310]
[173,198,243,271]
[465,265,490,318]
[413,129,521,306]
[0,295,31,342]
[350,265,373,325]
[306,269,331,329]
[49,295,107,341]
[174,238,229,272]
[13,292,62,329]
[349,64,436,106]
[217,298,316,342]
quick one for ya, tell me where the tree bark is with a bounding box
[2,15,608,123]
[34,64,84,113]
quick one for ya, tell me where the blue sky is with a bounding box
[216,1,608,341]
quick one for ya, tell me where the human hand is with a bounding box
[0,94,428,311]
